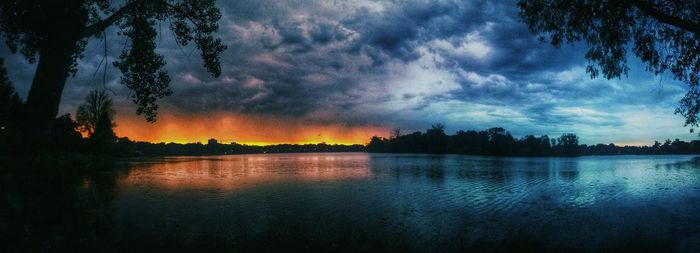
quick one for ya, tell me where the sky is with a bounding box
[1,0,695,145]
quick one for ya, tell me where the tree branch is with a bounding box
[157,1,208,32]
[82,2,140,38]
[633,1,700,35]
[82,0,208,38]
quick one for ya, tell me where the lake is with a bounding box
[102,153,700,252]
[6,153,700,252]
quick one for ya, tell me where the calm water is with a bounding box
[11,153,689,252]
[101,153,700,252]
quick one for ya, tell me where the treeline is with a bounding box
[367,124,700,156]
[113,138,365,156]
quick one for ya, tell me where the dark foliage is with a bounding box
[518,0,700,129]
[0,73,107,155]
[0,58,23,154]
[49,114,84,153]
[112,139,365,157]
[0,0,226,152]
[88,111,116,154]
[76,90,115,136]
[367,125,700,156]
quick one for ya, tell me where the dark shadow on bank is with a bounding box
[0,156,122,252]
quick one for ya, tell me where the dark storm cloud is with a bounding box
[0,0,692,143]
[340,0,494,63]
[309,22,347,45]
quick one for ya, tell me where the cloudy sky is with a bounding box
[1,0,695,145]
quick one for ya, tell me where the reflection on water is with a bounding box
[122,154,371,192]
[4,153,700,252]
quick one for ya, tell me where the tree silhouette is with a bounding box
[0,0,226,149]
[74,90,117,153]
[391,128,402,139]
[487,127,515,155]
[518,1,699,128]
[89,110,117,154]
[0,58,23,154]
[50,113,84,152]
[429,123,446,133]
[425,123,448,153]
[0,58,21,124]
[76,90,115,137]
[556,133,578,146]
[555,133,579,156]
[367,126,700,156]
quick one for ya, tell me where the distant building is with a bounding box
[208,138,218,145]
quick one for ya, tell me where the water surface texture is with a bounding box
[111,153,700,252]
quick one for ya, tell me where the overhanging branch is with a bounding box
[82,2,139,38]
[633,1,700,35]
[82,0,208,38]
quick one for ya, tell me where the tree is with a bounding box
[425,123,448,153]
[557,133,579,147]
[487,127,515,155]
[366,136,389,152]
[518,1,699,128]
[0,58,22,125]
[0,0,226,148]
[0,58,23,154]
[76,90,115,137]
[487,127,507,142]
[75,90,117,153]
[391,128,402,139]
[556,133,579,156]
[50,114,84,152]
[427,123,446,136]
[89,110,117,154]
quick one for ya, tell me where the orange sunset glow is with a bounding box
[114,111,387,145]
[120,154,372,192]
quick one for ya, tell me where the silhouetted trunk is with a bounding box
[24,38,76,151]
[24,1,87,153]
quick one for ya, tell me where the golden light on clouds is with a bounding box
[114,111,387,145]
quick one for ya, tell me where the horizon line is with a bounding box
[114,137,676,148]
